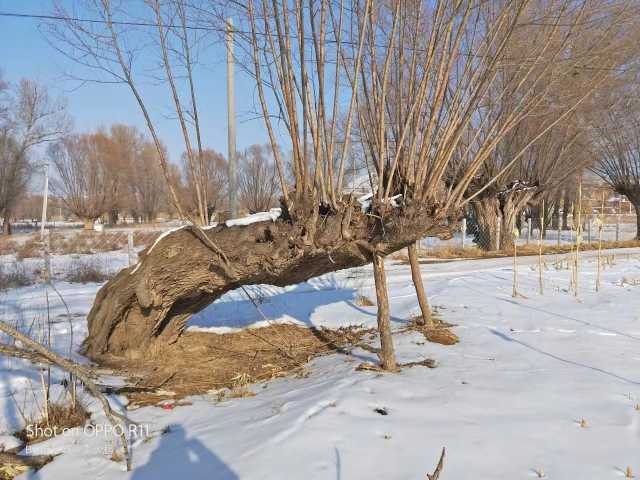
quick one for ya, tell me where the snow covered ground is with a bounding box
[1,248,639,479]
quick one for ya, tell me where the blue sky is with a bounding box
[0,0,272,166]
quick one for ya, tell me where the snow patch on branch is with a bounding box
[357,193,403,212]
[498,180,537,196]
[225,208,281,227]
[145,225,190,255]
[357,193,373,211]
[129,210,283,275]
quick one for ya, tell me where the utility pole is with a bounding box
[227,17,237,219]
[40,162,49,240]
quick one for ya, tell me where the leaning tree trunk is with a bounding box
[82,199,451,362]
[407,242,432,327]
[372,252,397,371]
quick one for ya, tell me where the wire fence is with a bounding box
[419,213,639,255]
[1,212,638,285]
[0,227,171,359]
[0,229,164,282]
[0,212,637,357]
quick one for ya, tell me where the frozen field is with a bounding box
[0,248,639,479]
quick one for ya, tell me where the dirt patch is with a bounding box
[108,324,372,408]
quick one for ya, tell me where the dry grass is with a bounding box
[112,324,372,408]
[15,239,41,260]
[0,231,161,260]
[410,239,640,262]
[65,258,112,283]
[51,232,124,255]
[15,402,89,444]
[0,237,18,256]
[0,464,29,480]
[409,316,459,345]
[355,294,375,306]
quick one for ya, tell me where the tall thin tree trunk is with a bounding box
[408,242,432,327]
[372,253,397,371]
[633,202,640,240]
[552,197,560,229]
[2,207,12,235]
[562,190,572,230]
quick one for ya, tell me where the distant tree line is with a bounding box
[0,71,282,232]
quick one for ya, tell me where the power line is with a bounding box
[0,10,222,32]
[0,9,630,72]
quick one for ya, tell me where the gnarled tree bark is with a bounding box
[83,200,450,361]
[623,187,640,240]
[470,183,537,251]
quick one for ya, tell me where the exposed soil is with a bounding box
[104,324,374,408]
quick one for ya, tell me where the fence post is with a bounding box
[616,214,620,242]
[527,218,532,244]
[587,216,591,243]
[461,218,467,249]
[43,230,51,284]
[496,220,501,251]
[557,213,561,247]
[127,231,134,266]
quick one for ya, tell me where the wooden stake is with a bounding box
[408,242,433,326]
[513,239,518,298]
[596,192,604,292]
[39,369,49,426]
[575,181,582,298]
[539,200,544,295]
[372,253,397,371]
[427,448,446,480]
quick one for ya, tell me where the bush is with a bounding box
[16,401,89,444]
[65,258,112,283]
[0,262,35,290]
